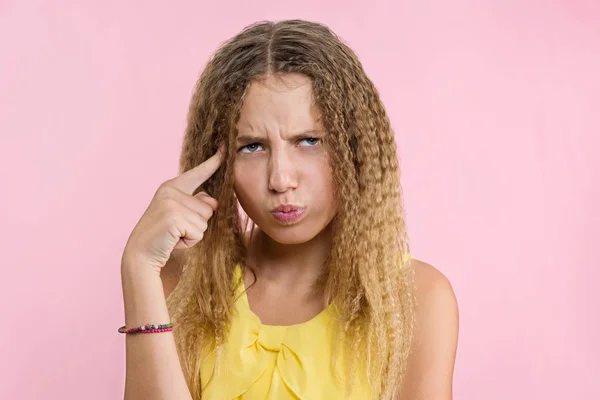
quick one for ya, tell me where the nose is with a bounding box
[268,147,298,193]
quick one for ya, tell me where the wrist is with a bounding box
[121,252,162,280]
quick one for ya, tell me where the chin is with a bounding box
[259,224,323,245]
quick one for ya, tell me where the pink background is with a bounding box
[1,1,598,399]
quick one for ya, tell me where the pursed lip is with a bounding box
[271,204,304,213]
[270,204,307,224]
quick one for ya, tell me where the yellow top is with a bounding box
[200,255,411,399]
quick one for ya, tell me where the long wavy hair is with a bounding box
[166,19,416,399]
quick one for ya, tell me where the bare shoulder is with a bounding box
[411,258,457,304]
[396,258,459,399]
[410,257,459,335]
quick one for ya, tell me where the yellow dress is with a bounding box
[199,255,411,399]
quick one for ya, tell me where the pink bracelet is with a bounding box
[118,323,174,334]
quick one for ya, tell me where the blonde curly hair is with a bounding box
[166,19,416,399]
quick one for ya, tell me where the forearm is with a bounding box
[121,260,192,400]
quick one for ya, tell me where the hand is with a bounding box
[122,145,225,273]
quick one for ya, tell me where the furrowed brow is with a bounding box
[236,129,323,145]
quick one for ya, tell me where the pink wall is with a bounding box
[1,1,598,398]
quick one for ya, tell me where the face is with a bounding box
[233,73,337,245]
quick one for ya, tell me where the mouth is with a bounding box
[271,205,306,224]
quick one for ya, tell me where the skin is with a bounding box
[233,73,337,325]
[235,73,459,398]
[163,73,459,398]
[396,259,459,399]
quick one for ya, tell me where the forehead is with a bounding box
[236,74,322,137]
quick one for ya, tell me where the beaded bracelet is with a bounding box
[118,323,174,334]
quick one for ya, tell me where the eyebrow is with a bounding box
[235,129,322,145]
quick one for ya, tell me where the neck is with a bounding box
[246,225,332,286]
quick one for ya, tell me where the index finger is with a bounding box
[172,145,225,194]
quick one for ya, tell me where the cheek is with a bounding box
[233,166,249,200]
[233,162,262,212]
[309,157,336,203]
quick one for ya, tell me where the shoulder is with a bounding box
[411,257,459,342]
[412,258,457,307]
[396,258,459,399]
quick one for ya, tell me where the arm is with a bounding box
[160,249,185,299]
[121,253,192,400]
[120,146,224,400]
[396,260,459,400]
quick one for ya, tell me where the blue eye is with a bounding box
[299,137,320,146]
[238,138,320,153]
[239,143,263,153]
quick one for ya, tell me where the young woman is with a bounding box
[120,20,459,400]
